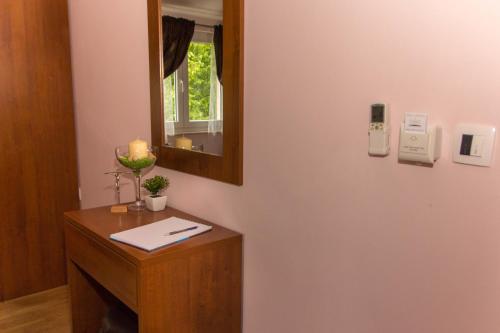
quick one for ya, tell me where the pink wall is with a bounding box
[69,0,500,332]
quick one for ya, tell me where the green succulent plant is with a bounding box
[142,175,170,197]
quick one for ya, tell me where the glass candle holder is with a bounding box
[115,145,157,211]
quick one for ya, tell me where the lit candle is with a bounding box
[175,136,192,150]
[128,139,148,160]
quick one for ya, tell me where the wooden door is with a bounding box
[0,0,79,300]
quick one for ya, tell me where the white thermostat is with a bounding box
[453,124,496,167]
[368,103,390,156]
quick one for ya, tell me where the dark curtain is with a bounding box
[162,16,195,78]
[213,24,223,84]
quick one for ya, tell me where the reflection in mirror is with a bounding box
[162,0,223,156]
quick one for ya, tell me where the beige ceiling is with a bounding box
[162,0,222,14]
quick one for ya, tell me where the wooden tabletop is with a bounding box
[64,205,242,266]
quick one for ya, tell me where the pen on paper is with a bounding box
[165,226,198,236]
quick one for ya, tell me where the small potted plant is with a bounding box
[142,175,170,211]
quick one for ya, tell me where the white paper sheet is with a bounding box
[110,217,212,252]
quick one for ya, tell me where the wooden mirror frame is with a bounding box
[147,0,243,185]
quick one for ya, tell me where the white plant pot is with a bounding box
[145,195,167,212]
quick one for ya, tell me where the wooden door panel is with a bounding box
[0,0,79,300]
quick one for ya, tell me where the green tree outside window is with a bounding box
[187,42,212,121]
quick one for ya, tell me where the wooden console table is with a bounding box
[64,206,242,333]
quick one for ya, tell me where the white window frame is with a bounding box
[165,27,222,135]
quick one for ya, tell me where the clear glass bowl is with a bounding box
[115,145,158,211]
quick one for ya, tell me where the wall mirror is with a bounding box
[147,0,243,185]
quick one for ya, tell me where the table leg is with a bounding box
[67,259,109,333]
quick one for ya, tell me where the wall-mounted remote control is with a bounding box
[368,103,390,156]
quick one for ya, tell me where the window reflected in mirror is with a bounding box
[162,0,223,156]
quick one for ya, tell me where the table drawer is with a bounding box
[65,223,138,311]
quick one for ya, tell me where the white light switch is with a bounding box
[453,124,496,167]
[470,135,484,157]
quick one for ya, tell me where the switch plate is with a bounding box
[453,124,496,167]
